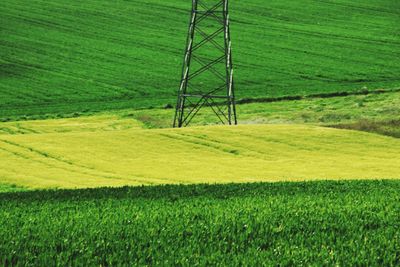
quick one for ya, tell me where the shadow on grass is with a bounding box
[331,119,400,138]
[1,180,398,202]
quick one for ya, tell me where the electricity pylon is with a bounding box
[173,0,237,127]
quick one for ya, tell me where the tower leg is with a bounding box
[173,0,237,127]
[173,0,198,128]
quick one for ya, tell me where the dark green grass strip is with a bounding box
[0,180,399,266]
[332,119,400,138]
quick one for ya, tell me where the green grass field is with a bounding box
[1,0,399,119]
[112,90,400,129]
[1,0,400,264]
[1,181,399,265]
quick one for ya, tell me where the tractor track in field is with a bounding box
[158,131,278,161]
[159,132,244,157]
[318,0,400,16]
[0,138,191,185]
[0,139,156,184]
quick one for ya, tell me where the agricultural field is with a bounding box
[1,121,400,189]
[1,0,400,265]
[1,89,400,188]
[1,181,399,265]
[111,89,400,129]
[1,0,400,119]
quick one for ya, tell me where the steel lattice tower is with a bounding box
[173,0,237,127]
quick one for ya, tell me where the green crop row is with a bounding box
[1,180,399,266]
[1,0,399,118]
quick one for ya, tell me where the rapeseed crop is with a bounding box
[1,124,399,189]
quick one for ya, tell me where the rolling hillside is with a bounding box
[1,0,399,118]
[1,1,399,264]
[1,119,399,189]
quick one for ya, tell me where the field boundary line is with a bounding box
[235,87,400,105]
